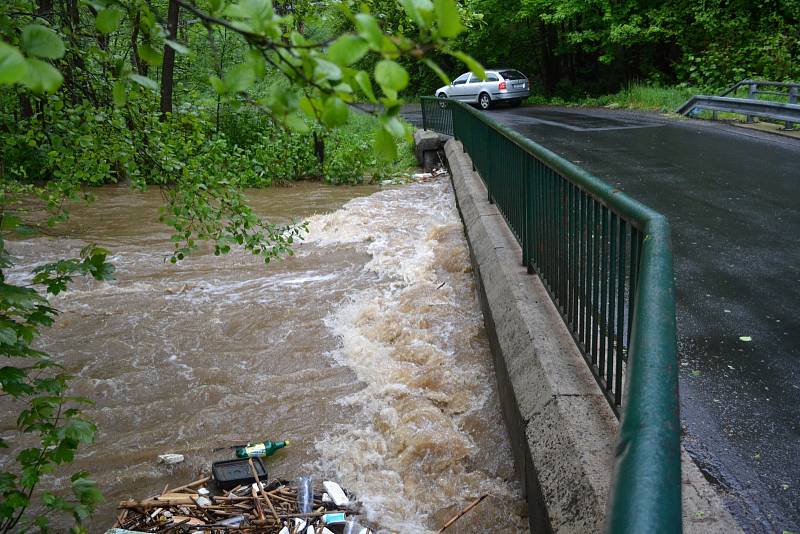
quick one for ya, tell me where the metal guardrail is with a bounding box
[421,97,682,533]
[719,79,800,99]
[678,79,800,128]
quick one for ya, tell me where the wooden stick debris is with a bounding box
[115,472,360,533]
[250,485,265,521]
[436,494,489,533]
[168,476,211,494]
[248,458,281,524]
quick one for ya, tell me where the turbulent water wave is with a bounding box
[308,180,526,533]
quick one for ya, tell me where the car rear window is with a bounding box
[500,70,526,80]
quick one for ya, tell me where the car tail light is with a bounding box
[498,81,507,90]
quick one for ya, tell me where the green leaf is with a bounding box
[399,0,433,28]
[354,70,376,102]
[64,419,95,444]
[128,73,157,91]
[355,14,383,49]
[434,0,464,37]
[321,96,348,127]
[22,25,65,59]
[374,126,397,161]
[72,477,103,507]
[0,326,17,345]
[95,7,124,34]
[20,58,63,93]
[209,75,225,94]
[137,44,162,66]
[223,62,255,93]
[375,60,409,92]
[313,58,342,82]
[226,0,273,20]
[3,490,28,510]
[0,42,28,85]
[422,58,450,85]
[327,35,369,66]
[381,116,405,138]
[299,96,322,119]
[165,40,189,54]
[449,50,484,80]
[209,0,225,14]
[17,448,41,466]
[112,80,126,107]
[284,113,310,133]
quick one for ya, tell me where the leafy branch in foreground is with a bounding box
[1,238,112,533]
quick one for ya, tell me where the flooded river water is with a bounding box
[4,178,528,533]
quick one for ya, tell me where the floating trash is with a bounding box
[111,466,372,533]
[157,453,185,465]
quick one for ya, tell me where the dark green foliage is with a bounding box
[387,0,800,96]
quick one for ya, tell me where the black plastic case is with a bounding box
[212,458,268,490]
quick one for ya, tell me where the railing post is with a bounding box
[448,100,455,140]
[486,123,493,204]
[746,83,757,123]
[523,158,533,272]
[787,87,797,130]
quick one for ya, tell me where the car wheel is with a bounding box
[478,92,491,110]
[437,94,447,109]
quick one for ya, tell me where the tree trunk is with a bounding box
[160,0,180,120]
[19,94,34,119]
[313,132,325,168]
[130,12,148,76]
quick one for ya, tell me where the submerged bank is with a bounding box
[4,180,527,533]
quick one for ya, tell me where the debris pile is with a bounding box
[113,462,369,533]
[379,166,449,185]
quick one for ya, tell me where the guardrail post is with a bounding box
[746,83,757,123]
[787,87,797,130]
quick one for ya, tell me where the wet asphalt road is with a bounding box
[406,104,800,532]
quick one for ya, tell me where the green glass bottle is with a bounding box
[235,440,289,458]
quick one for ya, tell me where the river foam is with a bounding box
[307,179,527,532]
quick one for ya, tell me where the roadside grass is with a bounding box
[526,83,697,113]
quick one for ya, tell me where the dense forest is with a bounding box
[408,0,800,95]
[0,0,798,530]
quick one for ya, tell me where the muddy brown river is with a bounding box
[3,178,528,533]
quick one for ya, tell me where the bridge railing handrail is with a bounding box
[420,96,681,534]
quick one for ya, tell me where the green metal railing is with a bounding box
[421,97,681,533]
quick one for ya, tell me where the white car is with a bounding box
[435,69,531,110]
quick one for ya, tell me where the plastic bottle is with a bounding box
[297,476,313,516]
[234,440,289,458]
